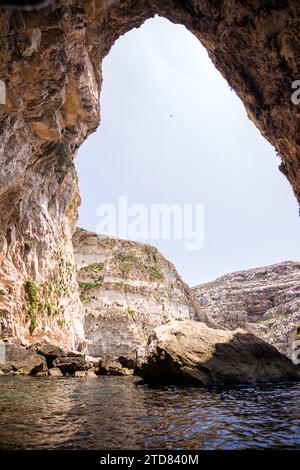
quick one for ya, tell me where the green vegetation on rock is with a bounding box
[127,308,136,317]
[24,280,39,334]
[78,280,103,290]
[149,267,164,280]
[80,262,104,273]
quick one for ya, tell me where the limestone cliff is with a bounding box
[73,228,201,358]
[192,261,300,359]
[0,1,299,348]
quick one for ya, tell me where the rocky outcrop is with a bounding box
[192,261,300,359]
[0,339,102,376]
[73,228,201,359]
[135,320,300,386]
[0,1,299,349]
[0,342,47,375]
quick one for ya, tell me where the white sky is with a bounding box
[76,16,300,286]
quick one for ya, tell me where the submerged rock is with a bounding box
[135,320,300,386]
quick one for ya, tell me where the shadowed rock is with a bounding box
[135,320,300,386]
[0,343,47,375]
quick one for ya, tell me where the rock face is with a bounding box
[192,261,300,359]
[135,320,300,386]
[0,1,299,348]
[73,228,201,358]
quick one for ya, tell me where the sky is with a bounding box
[75,16,300,287]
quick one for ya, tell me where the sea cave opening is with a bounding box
[75,16,300,287]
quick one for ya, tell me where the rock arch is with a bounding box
[0,0,299,348]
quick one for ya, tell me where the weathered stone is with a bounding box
[74,229,201,358]
[0,343,47,375]
[99,357,133,376]
[0,1,299,349]
[74,370,86,378]
[192,261,300,359]
[29,341,66,360]
[52,356,89,375]
[135,320,300,386]
[48,367,63,377]
[86,369,97,378]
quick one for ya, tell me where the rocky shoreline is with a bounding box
[0,340,133,378]
[1,318,299,386]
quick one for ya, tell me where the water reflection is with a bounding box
[0,377,299,449]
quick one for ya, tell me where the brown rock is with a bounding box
[48,367,63,377]
[52,356,88,375]
[74,370,86,378]
[99,357,133,376]
[29,341,66,360]
[135,320,300,386]
[0,343,47,375]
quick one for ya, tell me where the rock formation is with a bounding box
[135,320,300,385]
[73,228,201,359]
[192,261,300,359]
[0,1,299,348]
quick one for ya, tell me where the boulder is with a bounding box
[28,342,66,368]
[52,356,89,375]
[98,357,133,376]
[86,369,97,378]
[74,371,86,378]
[48,367,63,377]
[135,320,300,386]
[0,343,47,375]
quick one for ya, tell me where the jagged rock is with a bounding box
[52,356,89,375]
[74,370,86,378]
[0,1,299,350]
[192,262,300,359]
[98,357,133,376]
[135,320,300,386]
[48,367,63,377]
[73,229,201,358]
[0,343,47,375]
[28,341,66,360]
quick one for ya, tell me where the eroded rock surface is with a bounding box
[0,342,47,374]
[73,228,201,359]
[0,1,299,348]
[192,261,300,359]
[135,320,300,386]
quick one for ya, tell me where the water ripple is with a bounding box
[0,377,299,449]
